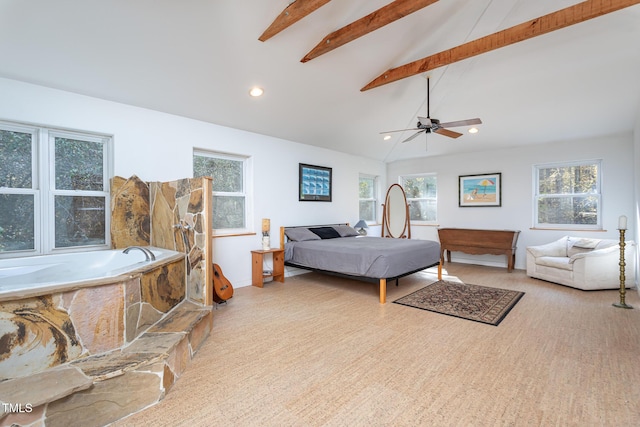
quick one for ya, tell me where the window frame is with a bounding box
[0,120,113,259]
[533,159,602,230]
[48,130,112,252]
[193,149,253,235]
[358,174,378,224]
[399,173,438,224]
[0,122,40,256]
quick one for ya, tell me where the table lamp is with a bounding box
[354,220,368,236]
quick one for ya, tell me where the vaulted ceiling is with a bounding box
[1,0,639,162]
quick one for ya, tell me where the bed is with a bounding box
[280,224,442,303]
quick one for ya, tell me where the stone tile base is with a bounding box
[0,300,213,427]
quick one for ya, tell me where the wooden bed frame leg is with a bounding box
[379,278,387,304]
[438,262,442,281]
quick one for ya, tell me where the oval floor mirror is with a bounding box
[381,183,410,239]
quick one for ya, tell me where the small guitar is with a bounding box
[213,263,234,303]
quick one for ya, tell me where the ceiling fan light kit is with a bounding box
[249,87,264,97]
[380,77,482,143]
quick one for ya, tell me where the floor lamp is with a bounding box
[613,215,633,309]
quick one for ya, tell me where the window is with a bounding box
[0,125,36,253]
[193,150,251,234]
[400,174,437,222]
[358,175,377,223]
[534,160,602,229]
[0,121,112,257]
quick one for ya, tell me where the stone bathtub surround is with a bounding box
[0,301,213,426]
[0,175,214,425]
[0,258,186,381]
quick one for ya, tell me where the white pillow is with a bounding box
[567,238,601,257]
[571,238,600,249]
[527,236,569,257]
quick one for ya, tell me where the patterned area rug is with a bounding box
[394,280,524,326]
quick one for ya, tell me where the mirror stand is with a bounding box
[381,183,410,239]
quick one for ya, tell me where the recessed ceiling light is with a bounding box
[383,135,391,140]
[468,127,479,134]
[249,87,264,97]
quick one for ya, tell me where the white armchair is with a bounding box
[526,236,636,290]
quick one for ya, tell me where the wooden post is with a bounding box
[379,278,387,304]
[203,177,214,306]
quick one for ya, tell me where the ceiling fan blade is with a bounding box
[434,128,463,139]
[439,118,482,128]
[380,128,420,134]
[402,130,425,143]
[417,116,432,126]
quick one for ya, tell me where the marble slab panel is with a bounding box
[150,182,179,251]
[0,402,45,426]
[188,309,213,354]
[68,284,125,354]
[45,370,163,427]
[122,332,184,356]
[0,296,83,380]
[165,334,190,380]
[140,260,186,313]
[136,302,164,333]
[110,175,150,248]
[147,300,211,334]
[71,350,164,381]
[0,365,92,412]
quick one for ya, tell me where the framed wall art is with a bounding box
[459,172,502,207]
[299,163,332,202]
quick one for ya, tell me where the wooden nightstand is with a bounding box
[251,248,285,287]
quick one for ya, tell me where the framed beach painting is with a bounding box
[459,172,502,207]
[299,163,332,202]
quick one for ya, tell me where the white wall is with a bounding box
[0,78,385,287]
[634,108,640,294]
[387,133,637,282]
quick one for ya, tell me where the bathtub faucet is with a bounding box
[122,246,156,262]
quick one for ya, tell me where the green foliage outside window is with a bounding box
[194,153,246,230]
[0,194,35,251]
[402,175,437,222]
[53,137,106,248]
[55,137,104,191]
[0,129,35,251]
[194,156,242,193]
[359,176,376,222]
[536,163,600,226]
[0,129,32,188]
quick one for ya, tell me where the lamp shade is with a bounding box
[354,220,368,229]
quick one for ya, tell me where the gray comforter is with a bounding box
[285,236,440,278]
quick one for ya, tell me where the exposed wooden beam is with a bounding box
[259,0,332,42]
[361,0,640,91]
[301,0,438,63]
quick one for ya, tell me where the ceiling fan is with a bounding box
[381,77,482,143]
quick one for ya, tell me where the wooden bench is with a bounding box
[437,228,520,272]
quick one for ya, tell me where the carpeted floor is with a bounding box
[393,280,524,325]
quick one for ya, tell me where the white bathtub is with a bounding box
[0,247,184,301]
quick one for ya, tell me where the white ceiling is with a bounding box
[1,0,639,163]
